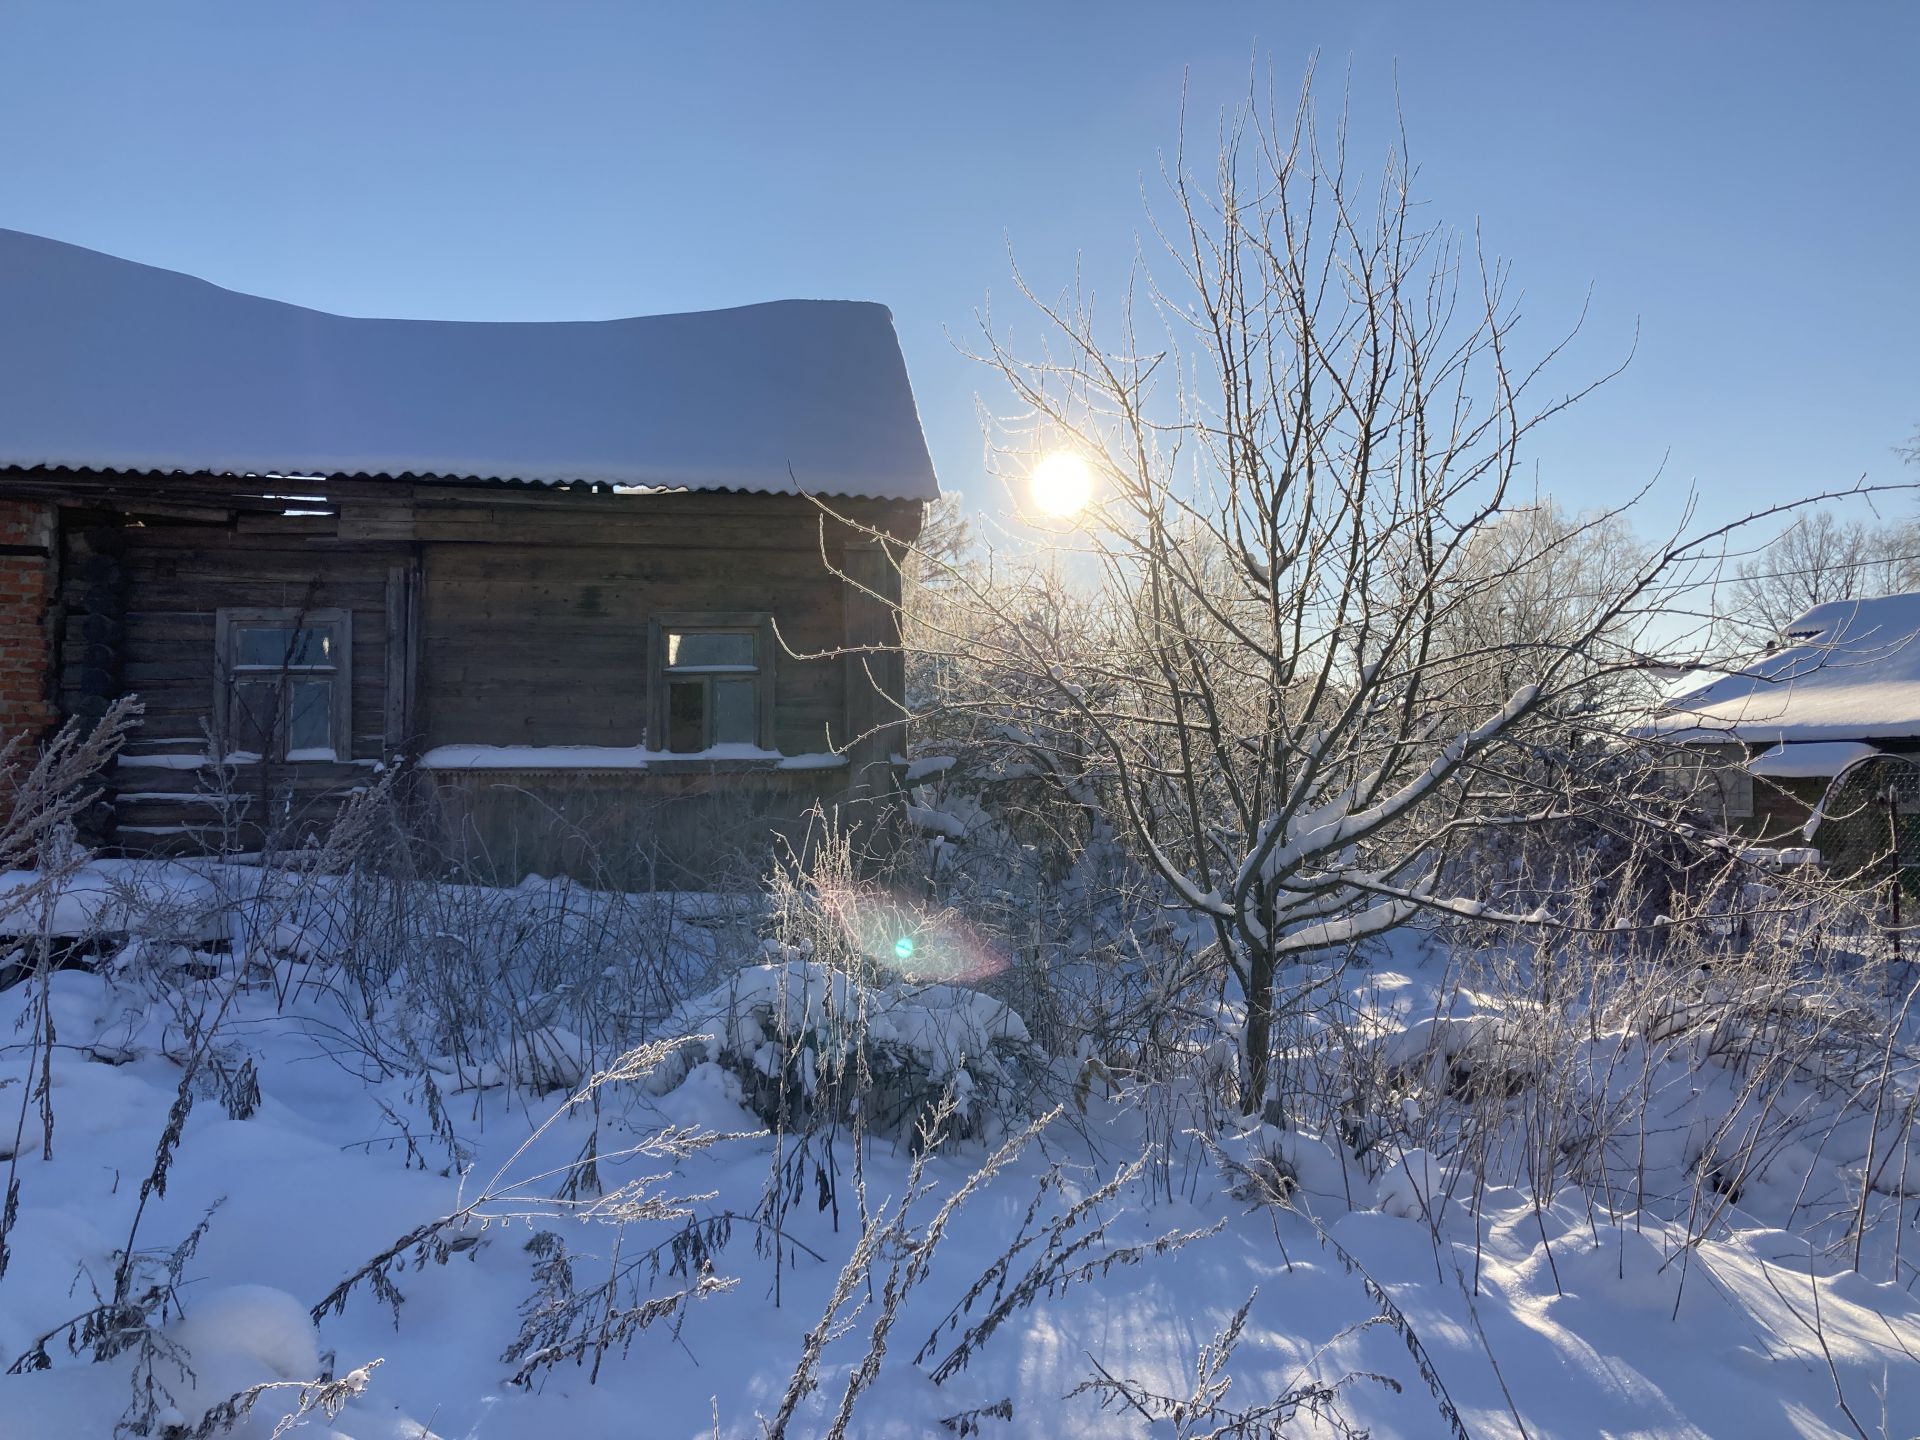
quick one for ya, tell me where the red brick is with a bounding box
[0,501,55,742]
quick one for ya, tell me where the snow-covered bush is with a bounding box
[1264,875,1920,1279]
[649,956,1041,1145]
[896,747,1209,1066]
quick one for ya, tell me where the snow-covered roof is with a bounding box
[1651,592,1920,743]
[1744,740,1879,779]
[0,229,938,501]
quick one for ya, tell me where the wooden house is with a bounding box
[1647,591,1920,848]
[0,230,934,881]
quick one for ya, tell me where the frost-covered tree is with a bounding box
[1433,498,1649,711]
[1728,509,1919,641]
[898,74,1751,1116]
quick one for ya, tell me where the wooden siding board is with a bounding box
[419,537,844,754]
[73,521,411,849]
[37,481,921,864]
[383,561,421,753]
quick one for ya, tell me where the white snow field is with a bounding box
[0,862,1917,1439]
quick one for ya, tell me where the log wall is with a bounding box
[85,514,405,850]
[414,500,857,756]
[13,473,920,872]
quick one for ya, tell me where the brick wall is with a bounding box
[0,499,55,742]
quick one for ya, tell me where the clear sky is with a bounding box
[1,2,1913,536]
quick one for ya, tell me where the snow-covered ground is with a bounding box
[1,864,1917,1438]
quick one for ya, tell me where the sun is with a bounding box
[1029,450,1095,518]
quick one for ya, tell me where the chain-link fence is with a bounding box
[1809,753,1920,897]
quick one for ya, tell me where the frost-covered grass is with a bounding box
[1,862,1918,1438]
[1294,915,1920,1288]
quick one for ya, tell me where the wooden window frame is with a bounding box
[648,611,776,754]
[214,607,353,762]
[1719,769,1754,820]
[1661,749,1754,822]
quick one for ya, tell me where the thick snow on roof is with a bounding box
[0,229,938,501]
[1744,740,1879,779]
[1652,592,1920,743]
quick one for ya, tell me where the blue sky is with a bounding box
[1,2,1913,535]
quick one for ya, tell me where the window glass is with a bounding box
[235,625,334,669]
[658,622,766,752]
[711,677,757,746]
[667,679,707,752]
[287,678,334,753]
[667,632,754,670]
[1720,771,1754,819]
[229,678,279,755]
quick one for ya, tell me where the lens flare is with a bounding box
[817,881,1007,984]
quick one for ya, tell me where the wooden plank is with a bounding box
[115,583,386,613]
[384,560,421,754]
[235,512,339,536]
[423,540,835,578]
[413,517,853,554]
[416,520,848,750]
[338,499,417,542]
[15,470,922,539]
[52,487,910,830]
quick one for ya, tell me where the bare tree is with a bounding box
[1728,509,1919,641]
[884,72,1760,1117]
[906,490,975,584]
[1433,498,1650,710]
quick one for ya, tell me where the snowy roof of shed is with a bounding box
[1744,740,1879,779]
[0,228,938,501]
[1650,592,1920,743]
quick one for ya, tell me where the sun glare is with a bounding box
[1029,450,1094,518]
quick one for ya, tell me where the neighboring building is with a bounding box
[1648,592,1920,843]
[0,230,934,880]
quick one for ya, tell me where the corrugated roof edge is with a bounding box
[0,463,931,504]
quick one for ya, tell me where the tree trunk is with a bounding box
[1240,947,1275,1117]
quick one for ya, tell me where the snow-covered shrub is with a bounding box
[900,554,1226,1080]
[914,782,1202,1078]
[1204,1120,1368,1214]
[1066,1288,1404,1440]
[649,956,1041,1145]
[1380,1011,1540,1108]
[874,734,1234,1192]
[1264,865,1920,1279]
